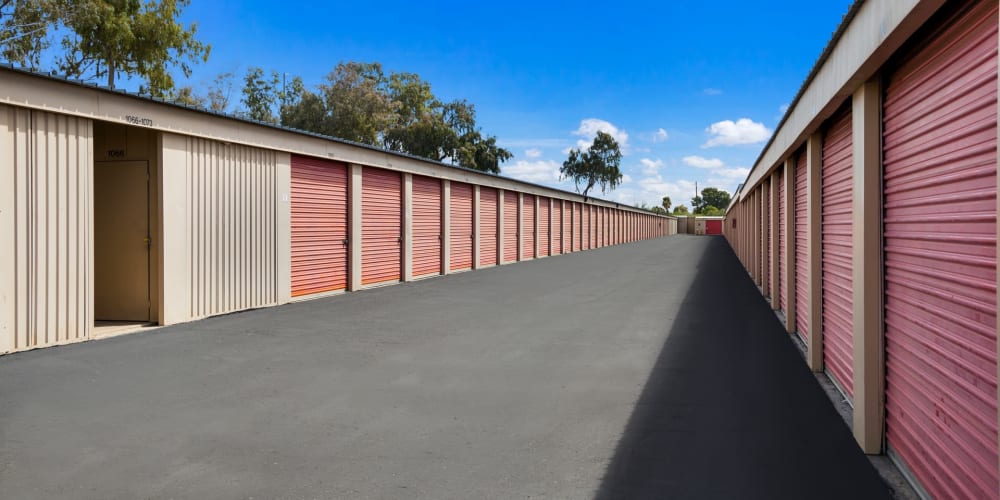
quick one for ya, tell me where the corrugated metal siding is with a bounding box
[450,181,474,271]
[778,166,787,312]
[187,137,278,318]
[795,152,810,340]
[522,194,536,259]
[503,191,518,262]
[411,175,441,278]
[479,187,498,266]
[362,167,402,285]
[2,107,93,353]
[290,155,348,296]
[821,106,854,398]
[538,197,551,257]
[883,3,998,497]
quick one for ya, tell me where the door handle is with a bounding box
[342,239,349,246]
[144,237,151,246]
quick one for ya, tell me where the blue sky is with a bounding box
[169,1,854,208]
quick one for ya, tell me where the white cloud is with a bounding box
[640,158,664,175]
[503,160,562,184]
[612,175,698,209]
[682,155,724,169]
[653,128,668,142]
[572,118,630,153]
[715,167,751,179]
[525,148,542,159]
[703,88,723,96]
[702,118,772,147]
[621,174,633,184]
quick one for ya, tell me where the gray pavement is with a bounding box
[0,236,889,499]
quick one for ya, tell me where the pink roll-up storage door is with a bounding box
[479,187,498,267]
[574,203,582,251]
[522,194,536,259]
[763,182,771,295]
[883,3,998,498]
[554,201,564,254]
[450,182,474,271]
[795,151,809,340]
[362,167,402,286]
[821,106,854,398]
[538,197,551,257]
[600,208,607,247]
[778,166,787,312]
[503,191,518,262]
[290,155,349,296]
[411,175,442,278]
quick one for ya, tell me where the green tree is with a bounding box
[673,205,690,215]
[319,61,395,145]
[206,71,235,112]
[1,0,210,95]
[560,131,623,197]
[702,205,725,216]
[650,206,667,215]
[691,187,731,214]
[662,196,671,212]
[241,66,280,123]
[171,85,204,107]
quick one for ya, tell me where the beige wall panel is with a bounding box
[162,134,278,323]
[1,106,93,353]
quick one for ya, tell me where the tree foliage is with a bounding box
[560,131,623,197]
[272,61,511,173]
[1,0,210,95]
[661,196,671,212]
[691,187,731,214]
[672,205,690,215]
[650,206,667,215]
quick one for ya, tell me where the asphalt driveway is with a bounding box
[0,236,889,499]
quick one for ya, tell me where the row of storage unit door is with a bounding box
[725,1,998,498]
[291,154,672,296]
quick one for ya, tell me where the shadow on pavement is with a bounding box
[593,237,890,500]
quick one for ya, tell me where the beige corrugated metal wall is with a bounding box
[183,137,279,319]
[0,105,93,354]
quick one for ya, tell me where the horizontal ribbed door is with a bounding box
[522,194,536,259]
[795,152,809,340]
[555,202,565,254]
[450,182,474,271]
[821,107,854,397]
[503,191,518,262]
[291,155,348,297]
[599,208,606,247]
[778,166,787,312]
[479,187,498,267]
[584,206,591,249]
[883,3,998,498]
[763,181,770,295]
[362,167,402,285]
[538,197,551,257]
[411,175,442,278]
[574,203,582,251]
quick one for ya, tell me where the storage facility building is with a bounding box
[0,65,676,356]
[724,0,999,497]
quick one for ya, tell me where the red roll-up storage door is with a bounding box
[795,151,809,340]
[821,106,854,398]
[412,175,442,278]
[554,201,564,254]
[763,181,771,295]
[450,182,474,271]
[522,194,536,259]
[705,220,722,235]
[778,166,787,312]
[585,206,593,249]
[883,3,998,497]
[573,203,582,251]
[290,155,349,296]
[503,191,518,262]
[479,187,498,267]
[600,208,607,247]
[362,167,402,286]
[538,197,550,257]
